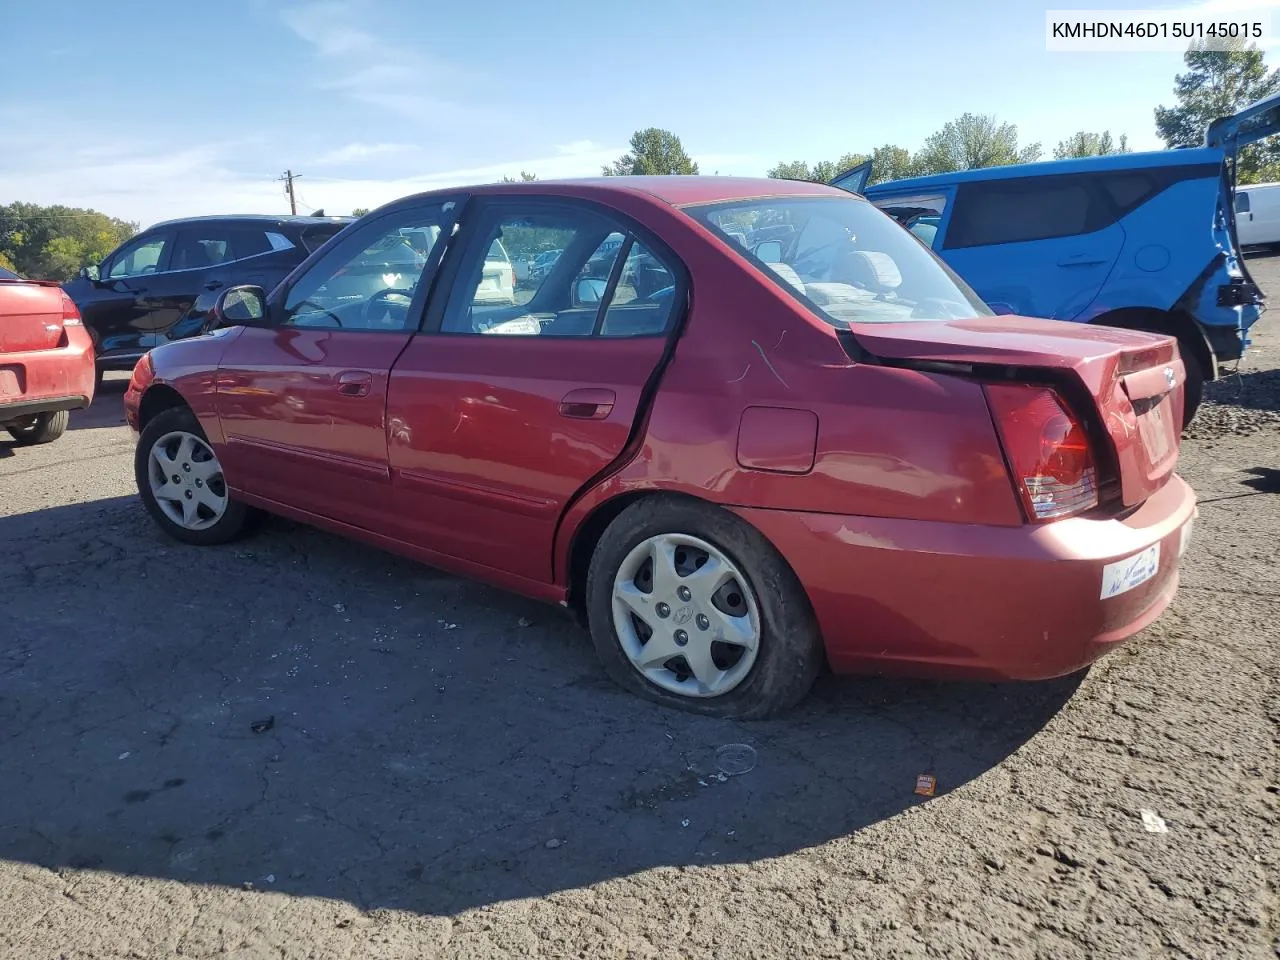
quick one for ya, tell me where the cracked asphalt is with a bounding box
[1,260,1277,960]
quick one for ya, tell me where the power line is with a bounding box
[0,211,136,222]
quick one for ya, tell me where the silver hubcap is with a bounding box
[147,430,228,530]
[611,533,761,698]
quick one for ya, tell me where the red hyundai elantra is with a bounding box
[125,177,1196,718]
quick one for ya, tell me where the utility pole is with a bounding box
[278,170,301,215]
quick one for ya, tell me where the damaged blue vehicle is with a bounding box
[832,92,1280,425]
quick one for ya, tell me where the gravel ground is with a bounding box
[1,257,1277,960]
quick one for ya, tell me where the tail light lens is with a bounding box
[60,291,82,325]
[985,384,1098,522]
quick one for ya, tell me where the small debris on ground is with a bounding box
[914,774,937,797]
[715,743,757,776]
[117,752,130,761]
[1141,809,1169,833]
[250,716,275,735]
[545,838,564,849]
[242,882,254,891]
[437,620,459,630]
[518,617,534,628]
[263,874,276,884]
[332,603,346,613]
[681,819,691,828]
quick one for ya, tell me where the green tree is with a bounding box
[767,117,1035,190]
[603,128,699,176]
[865,143,916,184]
[766,153,861,183]
[501,171,539,182]
[1054,130,1131,159]
[1155,38,1280,183]
[0,203,136,281]
[351,207,371,217]
[913,113,1041,175]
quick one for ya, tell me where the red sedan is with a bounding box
[1,265,95,445]
[124,177,1196,718]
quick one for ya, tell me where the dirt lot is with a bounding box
[1,259,1277,960]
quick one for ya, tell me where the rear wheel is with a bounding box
[5,410,69,445]
[1178,347,1205,428]
[585,497,823,719]
[135,406,255,545]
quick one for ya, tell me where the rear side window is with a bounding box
[0,266,19,280]
[944,164,1222,250]
[945,176,1108,249]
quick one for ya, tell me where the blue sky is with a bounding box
[1,0,1276,225]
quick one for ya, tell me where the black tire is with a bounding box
[6,410,69,445]
[1179,346,1205,428]
[134,405,256,546]
[585,496,824,719]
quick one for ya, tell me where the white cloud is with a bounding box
[556,140,602,155]
[0,133,635,225]
[280,1,486,123]
[279,0,377,57]
[312,142,413,165]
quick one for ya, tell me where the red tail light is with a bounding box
[60,291,82,325]
[985,384,1098,522]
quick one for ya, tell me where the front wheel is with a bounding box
[585,497,824,719]
[6,410,69,445]
[134,406,256,545]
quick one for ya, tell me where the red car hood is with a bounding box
[850,316,1185,508]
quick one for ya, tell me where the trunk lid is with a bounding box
[848,315,1183,507]
[0,279,68,353]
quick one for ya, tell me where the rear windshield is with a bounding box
[686,195,990,325]
[299,223,350,254]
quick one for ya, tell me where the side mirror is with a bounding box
[82,264,101,283]
[753,240,784,264]
[211,284,268,329]
[574,276,607,306]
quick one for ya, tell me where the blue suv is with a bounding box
[834,93,1280,425]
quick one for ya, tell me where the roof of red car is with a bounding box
[463,175,847,207]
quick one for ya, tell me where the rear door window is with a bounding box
[944,175,1110,249]
[438,204,677,337]
[171,226,274,270]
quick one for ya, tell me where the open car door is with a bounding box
[829,159,872,195]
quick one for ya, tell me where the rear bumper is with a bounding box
[734,475,1197,681]
[0,394,90,424]
[0,340,95,423]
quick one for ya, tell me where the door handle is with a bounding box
[204,279,224,291]
[1057,254,1108,267]
[336,370,372,397]
[558,387,615,420]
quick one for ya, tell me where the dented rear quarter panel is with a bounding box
[553,202,1023,585]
